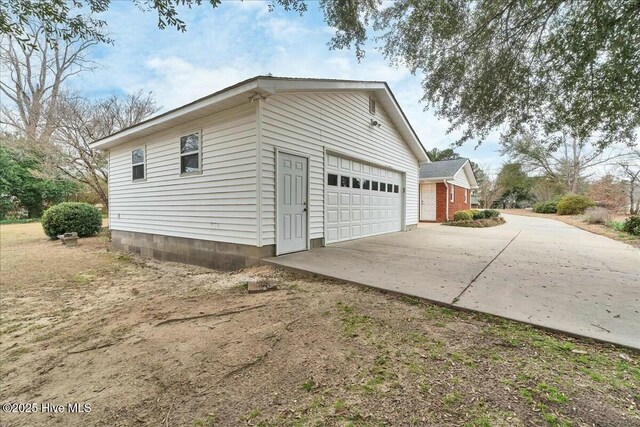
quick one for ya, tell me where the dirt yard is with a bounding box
[1,222,639,427]
[502,209,640,248]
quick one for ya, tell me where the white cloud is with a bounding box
[143,57,252,109]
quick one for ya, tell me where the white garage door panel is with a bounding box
[325,154,402,244]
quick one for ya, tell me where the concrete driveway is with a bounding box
[266,214,640,349]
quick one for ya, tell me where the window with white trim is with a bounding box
[132,148,145,181]
[450,185,455,202]
[180,132,201,174]
[464,189,468,203]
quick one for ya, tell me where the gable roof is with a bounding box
[419,158,479,188]
[90,75,429,163]
[419,158,468,179]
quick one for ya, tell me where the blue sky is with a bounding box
[71,1,502,172]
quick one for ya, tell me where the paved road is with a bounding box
[266,214,640,349]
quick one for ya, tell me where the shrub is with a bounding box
[533,196,562,214]
[445,217,506,228]
[582,207,612,224]
[471,210,486,219]
[483,209,501,218]
[608,220,625,232]
[453,210,474,221]
[622,216,640,236]
[556,194,594,215]
[41,202,102,239]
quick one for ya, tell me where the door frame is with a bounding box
[275,148,311,256]
[419,182,437,221]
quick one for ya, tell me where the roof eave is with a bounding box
[91,77,262,150]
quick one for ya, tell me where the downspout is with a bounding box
[444,181,450,221]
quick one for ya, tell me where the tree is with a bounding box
[344,1,639,148]
[477,173,502,209]
[501,134,630,194]
[618,151,640,214]
[427,147,461,161]
[0,137,78,219]
[0,23,98,148]
[496,163,532,208]
[586,175,628,212]
[1,23,157,208]
[50,92,158,208]
[529,177,563,203]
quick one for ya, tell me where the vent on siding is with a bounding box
[369,96,376,114]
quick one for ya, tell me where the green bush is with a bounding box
[453,210,474,221]
[471,210,486,219]
[483,209,501,218]
[622,216,640,236]
[556,194,594,215]
[41,202,102,239]
[533,196,562,213]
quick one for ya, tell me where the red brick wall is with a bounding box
[435,183,471,222]
[436,183,448,222]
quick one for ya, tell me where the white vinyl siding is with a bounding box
[108,103,258,245]
[451,165,472,189]
[260,92,419,245]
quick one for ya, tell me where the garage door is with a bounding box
[325,153,402,244]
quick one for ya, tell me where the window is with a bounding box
[341,176,350,187]
[380,183,386,192]
[363,180,370,190]
[369,96,376,114]
[327,173,338,186]
[352,177,361,189]
[450,185,455,202]
[372,181,378,191]
[180,132,201,174]
[132,148,145,181]
[464,189,468,203]
[394,185,399,193]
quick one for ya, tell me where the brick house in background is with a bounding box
[419,159,479,222]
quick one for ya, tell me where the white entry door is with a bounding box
[420,183,436,221]
[325,154,402,244]
[277,152,308,255]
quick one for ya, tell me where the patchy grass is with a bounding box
[192,414,218,427]
[301,378,315,392]
[0,222,638,426]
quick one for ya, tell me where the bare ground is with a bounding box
[502,209,640,248]
[1,222,639,427]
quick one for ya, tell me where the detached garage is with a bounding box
[91,76,429,270]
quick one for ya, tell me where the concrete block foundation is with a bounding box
[111,230,325,271]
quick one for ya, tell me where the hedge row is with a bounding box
[446,217,506,228]
[534,194,594,215]
[453,209,501,221]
